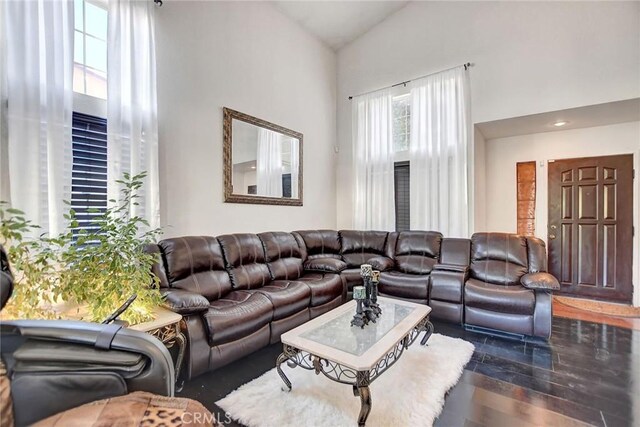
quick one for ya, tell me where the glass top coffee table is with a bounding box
[277,297,433,426]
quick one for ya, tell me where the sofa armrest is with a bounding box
[521,272,560,291]
[162,289,210,315]
[433,263,468,274]
[368,256,394,272]
[304,258,348,273]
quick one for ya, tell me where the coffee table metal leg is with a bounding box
[356,385,371,426]
[276,352,292,392]
[420,320,434,345]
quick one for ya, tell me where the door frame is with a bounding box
[536,151,639,307]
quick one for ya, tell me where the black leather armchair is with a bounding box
[0,245,211,426]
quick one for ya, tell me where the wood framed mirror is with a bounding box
[223,107,303,206]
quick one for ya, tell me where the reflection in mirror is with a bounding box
[224,108,303,206]
[231,121,299,199]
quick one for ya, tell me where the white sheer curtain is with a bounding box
[409,66,471,237]
[256,128,283,197]
[352,89,395,230]
[107,0,160,228]
[1,0,74,237]
[289,138,299,199]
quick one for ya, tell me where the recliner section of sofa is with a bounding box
[152,229,559,380]
[377,231,442,305]
[463,233,559,339]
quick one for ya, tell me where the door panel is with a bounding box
[548,154,633,302]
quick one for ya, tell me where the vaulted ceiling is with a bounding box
[273,1,409,51]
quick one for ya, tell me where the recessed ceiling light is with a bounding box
[251,166,256,169]
[553,121,568,127]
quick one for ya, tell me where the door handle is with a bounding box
[549,234,556,240]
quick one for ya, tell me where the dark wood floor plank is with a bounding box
[457,371,606,426]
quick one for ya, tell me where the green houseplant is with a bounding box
[0,172,163,324]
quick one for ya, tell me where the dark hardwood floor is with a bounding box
[178,316,639,426]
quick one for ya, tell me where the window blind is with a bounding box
[394,161,410,232]
[71,112,108,235]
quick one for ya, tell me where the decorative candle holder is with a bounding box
[360,264,373,278]
[350,286,368,328]
[369,270,382,317]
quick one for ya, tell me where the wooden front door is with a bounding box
[548,154,634,302]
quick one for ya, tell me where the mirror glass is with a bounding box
[231,121,300,198]
[224,108,303,206]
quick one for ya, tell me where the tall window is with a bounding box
[392,94,411,230]
[72,0,108,236]
[392,94,410,152]
[73,0,108,99]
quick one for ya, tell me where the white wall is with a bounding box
[484,121,640,306]
[155,1,337,237]
[336,1,640,229]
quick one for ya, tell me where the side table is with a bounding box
[130,306,186,391]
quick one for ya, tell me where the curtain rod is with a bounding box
[348,62,472,100]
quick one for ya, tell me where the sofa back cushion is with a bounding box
[526,236,547,273]
[217,233,271,290]
[258,232,303,280]
[470,233,529,286]
[339,230,389,268]
[158,236,232,301]
[293,230,342,260]
[393,231,442,274]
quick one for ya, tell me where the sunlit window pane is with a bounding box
[392,95,411,152]
[85,68,107,100]
[85,2,107,40]
[74,0,83,31]
[73,0,107,99]
[73,63,85,93]
[85,36,107,72]
[74,30,84,63]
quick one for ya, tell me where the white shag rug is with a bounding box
[217,333,474,427]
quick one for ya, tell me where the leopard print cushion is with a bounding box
[34,391,217,427]
[0,362,14,427]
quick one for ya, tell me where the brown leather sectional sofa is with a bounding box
[149,230,559,380]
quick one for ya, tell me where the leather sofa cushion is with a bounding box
[465,278,535,315]
[339,230,388,268]
[293,230,342,259]
[378,271,429,300]
[439,238,471,267]
[470,233,529,286]
[158,236,233,300]
[218,234,271,290]
[368,256,394,271]
[429,270,464,303]
[144,244,169,289]
[296,273,343,306]
[304,258,347,273]
[258,232,303,280]
[252,280,311,320]
[203,291,273,346]
[161,289,210,315]
[526,236,548,273]
[521,272,560,290]
[393,231,442,274]
[341,268,363,285]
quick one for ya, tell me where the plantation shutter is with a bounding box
[394,161,410,232]
[71,112,108,234]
